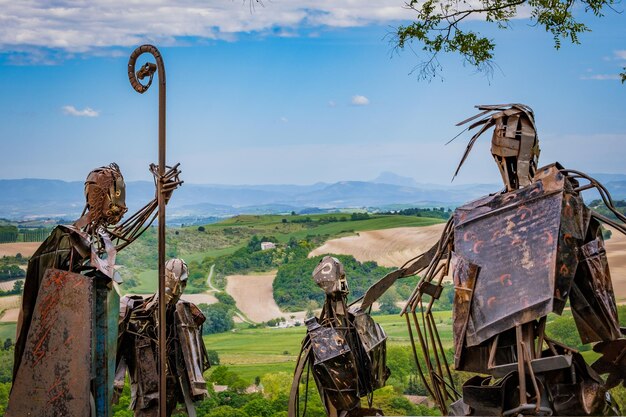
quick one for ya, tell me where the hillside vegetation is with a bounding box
[115,213,445,294]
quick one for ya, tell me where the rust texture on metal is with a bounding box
[115,258,210,417]
[450,253,478,369]
[453,164,574,346]
[9,160,180,417]
[288,256,388,417]
[6,269,93,417]
[397,104,626,416]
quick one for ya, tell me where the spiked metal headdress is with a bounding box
[453,104,540,191]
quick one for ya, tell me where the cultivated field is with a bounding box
[309,224,626,300]
[226,272,306,323]
[0,242,39,257]
[180,293,218,305]
[606,226,626,300]
[0,295,22,326]
[0,279,19,291]
[309,223,446,267]
[0,308,19,323]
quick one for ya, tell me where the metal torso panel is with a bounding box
[307,319,361,411]
[6,269,94,417]
[453,164,583,346]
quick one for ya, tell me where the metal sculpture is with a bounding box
[114,258,210,417]
[288,256,390,417]
[382,104,626,415]
[7,162,181,417]
[128,44,172,417]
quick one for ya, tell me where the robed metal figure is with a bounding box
[114,258,210,417]
[288,256,390,417]
[7,162,181,417]
[384,104,626,415]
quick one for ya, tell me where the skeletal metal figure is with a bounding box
[7,162,181,417]
[115,258,210,417]
[288,256,389,417]
[381,104,626,416]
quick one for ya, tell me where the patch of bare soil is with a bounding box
[309,224,626,300]
[180,293,218,305]
[226,272,306,323]
[0,242,39,257]
[0,280,19,292]
[606,227,626,300]
[0,308,20,323]
[309,224,446,268]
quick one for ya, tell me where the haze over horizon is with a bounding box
[0,2,624,186]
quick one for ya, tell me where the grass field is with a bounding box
[181,245,244,263]
[0,323,16,341]
[197,214,444,244]
[204,312,454,383]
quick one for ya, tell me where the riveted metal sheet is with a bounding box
[7,268,93,417]
[454,166,565,346]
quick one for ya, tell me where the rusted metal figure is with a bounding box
[380,104,626,415]
[114,258,210,417]
[288,256,390,417]
[7,162,181,417]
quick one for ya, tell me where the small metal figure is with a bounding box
[288,256,390,417]
[115,258,210,417]
[385,104,626,415]
[7,162,181,417]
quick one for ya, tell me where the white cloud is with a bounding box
[62,105,99,117]
[351,95,370,106]
[0,1,414,57]
[279,116,288,123]
[615,50,626,60]
[328,100,336,107]
[580,74,620,81]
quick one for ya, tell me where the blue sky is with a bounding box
[0,1,624,185]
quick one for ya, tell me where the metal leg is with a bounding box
[516,325,527,406]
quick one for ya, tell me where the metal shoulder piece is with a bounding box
[289,256,389,417]
[404,104,623,416]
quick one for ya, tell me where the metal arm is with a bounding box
[562,168,626,235]
[403,218,458,414]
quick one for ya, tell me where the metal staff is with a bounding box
[128,44,168,417]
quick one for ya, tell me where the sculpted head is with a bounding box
[83,163,127,227]
[455,104,540,192]
[488,105,540,191]
[164,258,189,305]
[313,256,348,297]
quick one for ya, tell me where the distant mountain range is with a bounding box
[2,171,626,224]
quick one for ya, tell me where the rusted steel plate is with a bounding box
[307,320,360,411]
[451,253,479,368]
[571,236,621,344]
[352,308,389,390]
[7,268,93,417]
[454,167,565,346]
[176,302,209,397]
